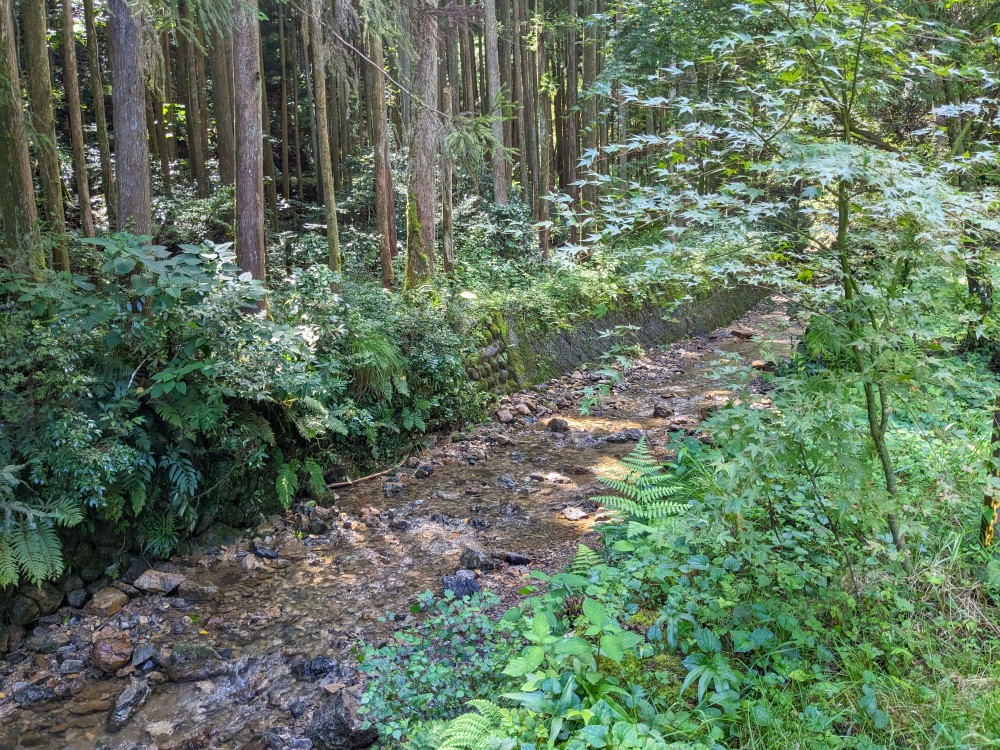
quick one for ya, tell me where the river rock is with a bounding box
[25,630,70,654]
[562,506,589,521]
[60,658,86,674]
[88,587,130,617]
[133,569,186,595]
[414,463,434,479]
[108,678,152,731]
[22,582,64,615]
[308,685,378,750]
[92,637,134,672]
[8,594,41,626]
[292,655,342,680]
[501,552,532,566]
[605,428,642,443]
[177,580,220,602]
[514,402,532,415]
[14,684,56,707]
[163,642,228,681]
[548,418,570,433]
[441,570,480,598]
[493,474,517,490]
[495,408,514,424]
[751,359,777,373]
[383,481,405,496]
[652,402,674,418]
[459,548,501,572]
[66,588,90,608]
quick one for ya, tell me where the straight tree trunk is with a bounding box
[291,24,304,199]
[537,0,552,256]
[278,3,290,198]
[307,0,340,271]
[109,0,151,235]
[195,27,211,178]
[512,0,528,193]
[441,32,458,274]
[22,0,69,269]
[210,26,235,186]
[365,31,396,287]
[483,0,508,204]
[581,0,598,207]
[0,0,43,274]
[185,29,209,198]
[161,30,177,164]
[565,0,580,239]
[151,83,173,195]
[404,0,439,289]
[233,0,266,279]
[63,0,95,236]
[457,0,476,114]
[83,0,116,228]
[261,43,280,231]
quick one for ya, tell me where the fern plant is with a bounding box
[591,437,691,529]
[438,700,507,750]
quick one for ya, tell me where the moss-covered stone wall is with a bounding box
[468,284,769,391]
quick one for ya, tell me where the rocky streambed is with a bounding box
[0,299,793,750]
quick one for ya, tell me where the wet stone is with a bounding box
[163,643,228,682]
[9,595,41,626]
[25,630,70,654]
[14,684,56,707]
[108,678,152,731]
[547,418,570,433]
[460,548,501,572]
[383,481,405,496]
[59,659,86,675]
[414,464,434,479]
[131,642,156,668]
[652,402,674,418]
[177,579,220,602]
[292,655,341,680]
[22,582,64,615]
[501,552,532,566]
[88,587,130,617]
[91,637,134,672]
[133,569,186,595]
[441,570,480,598]
[605,428,642,443]
[66,588,89,608]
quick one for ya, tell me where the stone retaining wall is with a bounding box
[467,284,769,391]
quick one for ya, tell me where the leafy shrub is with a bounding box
[356,591,520,745]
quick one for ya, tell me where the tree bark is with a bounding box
[565,0,580,240]
[185,25,209,198]
[233,0,266,279]
[83,0,116,228]
[582,0,597,208]
[63,0,95,236]
[278,3,290,198]
[210,26,235,186]
[260,31,279,231]
[404,0,439,289]
[0,0,43,274]
[22,0,69,269]
[109,0,151,235]
[483,0,508,204]
[307,0,340,271]
[365,31,396,288]
[291,21,304,200]
[536,0,552,256]
[161,30,177,164]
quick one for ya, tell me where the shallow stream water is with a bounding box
[0,299,793,750]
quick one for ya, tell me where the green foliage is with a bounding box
[592,437,692,527]
[357,591,520,745]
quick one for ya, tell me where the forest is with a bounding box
[3,0,1000,747]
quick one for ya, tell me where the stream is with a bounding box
[0,298,792,750]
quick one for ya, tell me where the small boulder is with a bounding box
[751,359,777,373]
[495,408,515,424]
[514,403,532,416]
[24,630,70,654]
[383,481,405,496]
[9,594,41,626]
[441,570,481,598]
[88,587,130,617]
[22,582,64,615]
[547,418,570,433]
[108,679,152,731]
[501,552,531,566]
[14,684,56,708]
[562,507,589,521]
[652,402,674,418]
[308,685,377,750]
[163,642,228,682]
[414,464,434,479]
[177,580,220,603]
[459,548,501,572]
[605,428,642,443]
[60,659,86,675]
[66,588,89,608]
[731,328,754,340]
[91,637,134,673]
[133,569,186,595]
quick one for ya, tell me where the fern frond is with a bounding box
[570,544,603,576]
[440,700,505,750]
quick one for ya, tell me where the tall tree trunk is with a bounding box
[565,1,580,240]
[483,0,508,204]
[83,0,116,228]
[161,30,177,164]
[63,0,95,236]
[185,29,209,198]
[260,32,279,231]
[581,0,597,208]
[441,32,458,274]
[404,0,439,290]
[291,22,304,200]
[22,0,69,269]
[278,3,290,199]
[537,0,552,256]
[365,31,396,288]
[518,0,538,213]
[307,0,340,271]
[151,83,173,196]
[109,0,151,235]
[233,0,265,279]
[195,27,211,178]
[0,0,43,274]
[457,0,476,114]
[210,26,235,186]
